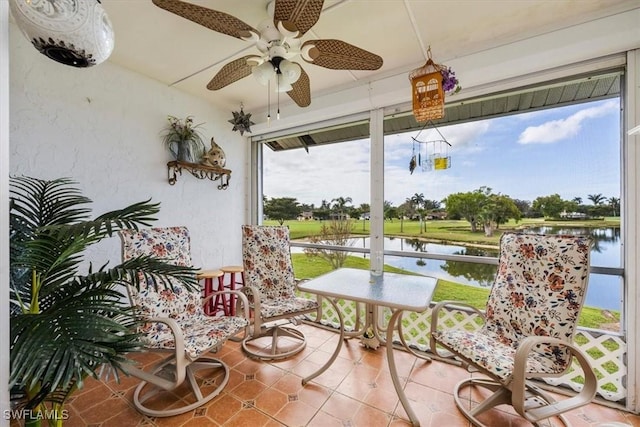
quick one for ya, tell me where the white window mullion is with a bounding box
[370,108,384,272]
[624,48,640,414]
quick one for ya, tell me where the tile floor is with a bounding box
[17,324,640,427]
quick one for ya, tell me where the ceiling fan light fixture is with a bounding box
[279,59,302,84]
[276,80,293,93]
[254,56,300,90]
[252,60,275,85]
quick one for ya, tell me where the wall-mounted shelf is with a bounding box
[167,161,231,190]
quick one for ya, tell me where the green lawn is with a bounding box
[269,217,620,247]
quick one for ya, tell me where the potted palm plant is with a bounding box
[9,176,198,426]
[161,115,206,163]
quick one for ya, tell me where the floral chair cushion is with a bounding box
[120,226,248,360]
[433,233,592,380]
[141,314,248,360]
[242,225,319,317]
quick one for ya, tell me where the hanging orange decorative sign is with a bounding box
[410,62,444,122]
[409,47,461,123]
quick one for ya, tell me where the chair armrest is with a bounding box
[143,316,185,356]
[123,316,187,389]
[511,335,598,422]
[241,285,265,334]
[430,301,485,358]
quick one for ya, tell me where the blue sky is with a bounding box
[263,98,620,207]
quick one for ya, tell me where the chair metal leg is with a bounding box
[453,377,572,427]
[242,323,307,360]
[131,356,229,418]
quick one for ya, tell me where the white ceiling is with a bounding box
[102,0,638,114]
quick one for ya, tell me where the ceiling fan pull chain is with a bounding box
[267,80,272,126]
[277,73,281,120]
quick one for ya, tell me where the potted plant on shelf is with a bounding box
[161,115,206,163]
[9,176,198,426]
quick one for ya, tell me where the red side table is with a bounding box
[197,269,225,316]
[219,265,245,316]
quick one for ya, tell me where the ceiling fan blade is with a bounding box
[207,56,261,90]
[274,0,324,36]
[302,39,383,70]
[152,0,257,39]
[287,66,311,107]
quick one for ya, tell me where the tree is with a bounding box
[532,194,566,218]
[304,218,355,269]
[478,194,521,236]
[331,196,353,218]
[588,193,606,206]
[385,206,398,221]
[396,201,411,232]
[423,199,441,211]
[608,197,620,217]
[442,188,489,232]
[357,203,370,219]
[410,193,426,233]
[442,187,520,233]
[384,200,396,221]
[512,198,532,218]
[400,198,417,221]
[263,197,301,224]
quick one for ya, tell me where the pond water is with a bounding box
[294,226,622,311]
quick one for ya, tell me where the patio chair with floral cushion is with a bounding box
[430,232,598,427]
[241,225,320,360]
[118,226,249,417]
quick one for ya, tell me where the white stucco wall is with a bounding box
[1,2,10,427]
[9,21,249,270]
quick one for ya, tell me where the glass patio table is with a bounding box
[298,267,437,427]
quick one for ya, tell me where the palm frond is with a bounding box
[9,176,91,229]
[10,299,140,392]
[44,199,161,241]
[118,255,199,292]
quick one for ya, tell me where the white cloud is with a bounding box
[263,139,371,206]
[264,120,493,206]
[518,100,618,144]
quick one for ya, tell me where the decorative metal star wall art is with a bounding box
[228,107,255,136]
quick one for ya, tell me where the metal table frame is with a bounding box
[298,268,437,427]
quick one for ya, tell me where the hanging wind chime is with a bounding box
[409,120,452,174]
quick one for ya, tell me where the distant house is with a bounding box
[329,213,350,220]
[560,211,588,219]
[360,212,370,220]
[297,211,314,221]
[426,211,447,220]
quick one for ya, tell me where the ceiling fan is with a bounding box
[152,0,384,107]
